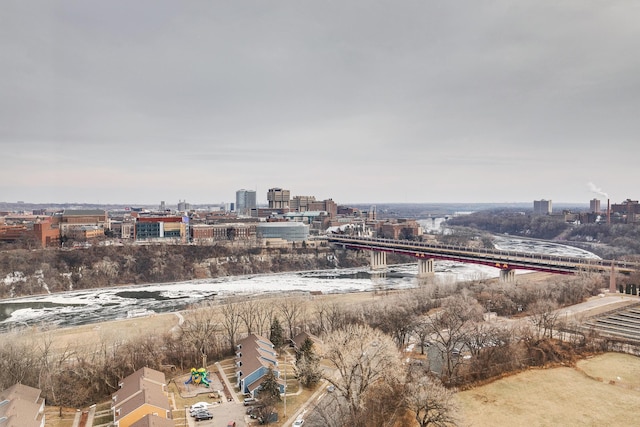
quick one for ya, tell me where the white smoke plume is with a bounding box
[588,182,608,199]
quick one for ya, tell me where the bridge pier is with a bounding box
[417,258,435,279]
[370,251,387,271]
[499,269,516,283]
[609,263,617,294]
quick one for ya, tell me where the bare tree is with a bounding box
[279,297,305,339]
[311,301,330,336]
[365,300,415,348]
[463,322,505,358]
[36,334,78,407]
[405,367,458,427]
[180,305,220,367]
[461,324,518,382]
[0,340,40,389]
[422,294,484,384]
[323,324,402,426]
[238,299,259,334]
[316,301,357,334]
[253,299,275,336]
[412,318,433,355]
[220,301,243,353]
[359,378,407,427]
[528,299,560,339]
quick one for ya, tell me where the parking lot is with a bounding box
[185,401,250,427]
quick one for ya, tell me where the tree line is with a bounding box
[446,209,640,259]
[0,271,614,426]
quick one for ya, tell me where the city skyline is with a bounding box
[1,1,639,205]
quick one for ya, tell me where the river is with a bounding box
[0,233,598,333]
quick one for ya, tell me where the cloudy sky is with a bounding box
[1,1,639,206]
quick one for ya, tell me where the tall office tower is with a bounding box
[177,200,190,212]
[533,199,552,215]
[267,187,290,209]
[590,198,601,213]
[159,201,166,211]
[236,189,257,216]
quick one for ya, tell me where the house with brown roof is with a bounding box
[111,367,174,427]
[0,383,45,427]
[130,413,176,427]
[289,331,323,355]
[235,333,284,397]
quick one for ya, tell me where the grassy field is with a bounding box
[457,352,640,427]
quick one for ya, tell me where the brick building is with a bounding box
[190,223,256,243]
[59,209,109,237]
[611,199,640,223]
[377,219,422,240]
[135,216,188,242]
[33,219,60,247]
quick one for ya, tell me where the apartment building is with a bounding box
[0,383,46,427]
[111,367,173,427]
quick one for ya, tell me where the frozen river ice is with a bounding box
[0,236,599,332]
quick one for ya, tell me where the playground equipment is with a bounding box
[184,367,211,387]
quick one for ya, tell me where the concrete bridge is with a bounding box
[327,235,639,285]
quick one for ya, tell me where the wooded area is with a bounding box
[0,273,615,426]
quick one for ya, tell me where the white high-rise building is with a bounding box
[533,199,552,215]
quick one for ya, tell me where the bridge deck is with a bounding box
[328,235,640,275]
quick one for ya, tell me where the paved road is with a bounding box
[557,293,639,318]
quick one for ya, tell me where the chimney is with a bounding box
[607,199,611,224]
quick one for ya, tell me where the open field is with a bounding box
[457,352,640,427]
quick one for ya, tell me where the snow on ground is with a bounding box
[0,237,597,331]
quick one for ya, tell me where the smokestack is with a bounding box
[607,199,611,224]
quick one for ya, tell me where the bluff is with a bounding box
[0,244,374,299]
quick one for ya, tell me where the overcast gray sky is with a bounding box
[1,1,639,206]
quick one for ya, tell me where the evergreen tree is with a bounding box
[296,351,322,388]
[296,337,315,362]
[270,317,284,347]
[258,366,281,401]
[295,338,322,387]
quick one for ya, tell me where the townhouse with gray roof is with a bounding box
[235,333,285,397]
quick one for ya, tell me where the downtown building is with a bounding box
[236,189,257,216]
[533,199,552,215]
[134,216,189,243]
[267,187,290,209]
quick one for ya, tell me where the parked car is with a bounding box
[189,402,209,416]
[227,422,237,427]
[190,402,209,411]
[194,411,213,421]
[192,409,212,418]
[293,419,305,426]
[326,385,335,393]
[243,397,257,406]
